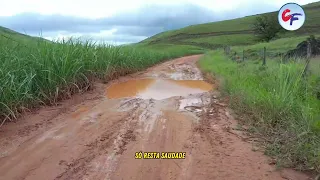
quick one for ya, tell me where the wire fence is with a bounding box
[223,43,312,77]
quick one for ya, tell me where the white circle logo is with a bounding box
[278,3,305,31]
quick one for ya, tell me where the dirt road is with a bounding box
[0,55,310,180]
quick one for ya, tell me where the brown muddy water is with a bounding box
[106,79,213,100]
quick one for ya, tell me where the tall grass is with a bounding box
[199,50,320,172]
[0,38,198,125]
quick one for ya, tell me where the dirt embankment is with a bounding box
[0,55,312,180]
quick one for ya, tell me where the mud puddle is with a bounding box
[106,79,213,100]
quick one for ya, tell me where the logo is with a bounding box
[278,3,305,31]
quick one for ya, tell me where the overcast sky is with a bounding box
[0,0,318,44]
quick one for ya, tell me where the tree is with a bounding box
[253,14,283,42]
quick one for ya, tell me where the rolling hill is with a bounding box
[140,1,320,49]
[0,26,47,44]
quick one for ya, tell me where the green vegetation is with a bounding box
[0,35,203,125]
[140,1,320,49]
[310,57,320,75]
[141,15,257,44]
[253,13,282,42]
[199,50,320,172]
[232,35,312,53]
[227,35,320,61]
[229,35,320,64]
[183,34,257,46]
[0,26,47,44]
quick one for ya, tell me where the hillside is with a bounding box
[0,26,47,44]
[140,1,320,49]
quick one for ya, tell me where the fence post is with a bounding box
[225,46,230,55]
[242,50,245,62]
[307,41,312,59]
[303,42,312,77]
[262,47,266,66]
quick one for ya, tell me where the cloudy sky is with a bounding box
[0,0,318,44]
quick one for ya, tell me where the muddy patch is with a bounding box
[147,63,204,80]
[106,79,213,100]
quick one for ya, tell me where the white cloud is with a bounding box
[0,0,318,44]
[0,0,318,18]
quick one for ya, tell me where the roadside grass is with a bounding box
[310,57,320,76]
[232,35,315,54]
[0,38,197,125]
[199,50,320,172]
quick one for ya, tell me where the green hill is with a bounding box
[140,1,320,49]
[0,26,48,44]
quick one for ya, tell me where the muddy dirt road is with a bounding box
[0,55,310,180]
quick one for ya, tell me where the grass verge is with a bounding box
[232,35,319,55]
[199,50,320,172]
[0,38,202,125]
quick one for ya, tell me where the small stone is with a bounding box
[252,146,259,151]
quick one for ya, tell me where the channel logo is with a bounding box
[278,3,305,31]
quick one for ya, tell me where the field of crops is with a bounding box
[0,37,205,125]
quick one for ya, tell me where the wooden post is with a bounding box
[225,46,230,55]
[262,47,266,66]
[242,50,245,62]
[303,42,312,77]
[307,41,312,59]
